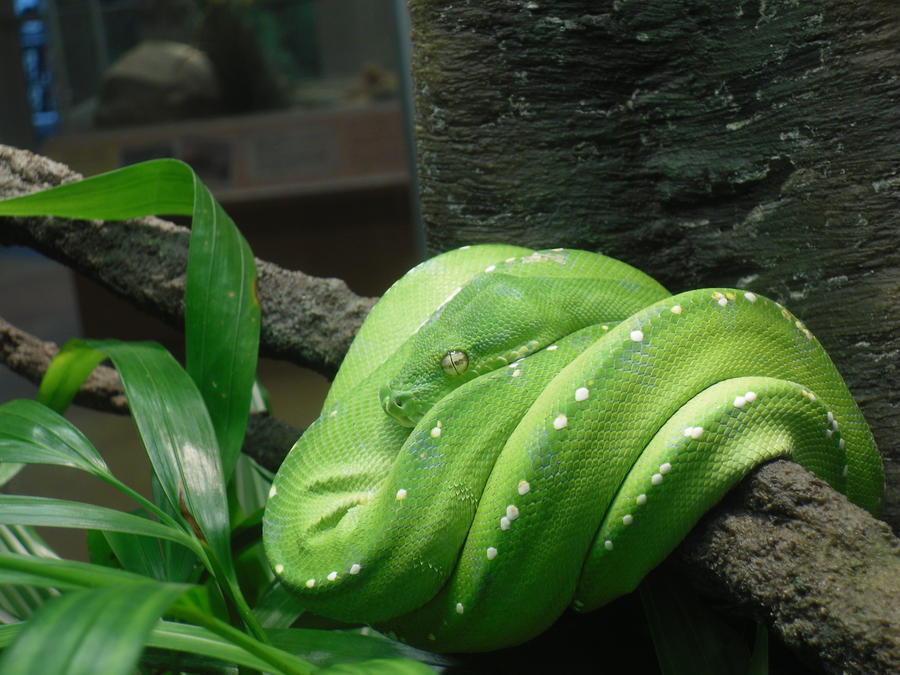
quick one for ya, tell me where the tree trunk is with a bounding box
[410,1,899,669]
[409,0,900,533]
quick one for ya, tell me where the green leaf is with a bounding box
[233,452,273,515]
[0,399,110,477]
[0,496,199,555]
[0,158,194,219]
[35,342,108,414]
[0,623,20,647]
[0,159,260,481]
[253,578,306,629]
[316,658,437,675]
[39,339,231,572]
[151,475,200,583]
[0,463,23,488]
[640,569,754,675]
[0,582,189,675]
[185,178,259,480]
[0,552,176,594]
[747,623,769,675]
[100,526,171,581]
[269,628,448,670]
[0,526,60,622]
[145,620,274,671]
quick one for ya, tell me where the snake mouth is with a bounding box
[379,385,420,427]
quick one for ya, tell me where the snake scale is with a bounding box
[263,245,883,652]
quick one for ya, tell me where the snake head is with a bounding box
[380,273,554,426]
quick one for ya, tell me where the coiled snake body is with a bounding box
[263,246,883,652]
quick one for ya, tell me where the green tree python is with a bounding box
[263,245,883,652]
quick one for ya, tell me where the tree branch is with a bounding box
[0,145,376,377]
[674,460,900,674]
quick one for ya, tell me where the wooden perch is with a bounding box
[676,460,900,673]
[0,145,375,377]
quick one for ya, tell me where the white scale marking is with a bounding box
[651,473,664,485]
[553,413,568,430]
[636,493,647,506]
[456,603,465,614]
[327,571,338,582]
[305,578,315,588]
[268,485,277,498]
[575,387,589,402]
[487,547,498,560]
[506,505,520,521]
[274,564,284,574]
[683,426,704,440]
[350,563,361,575]
[744,292,757,303]
[630,329,644,342]
[518,480,531,495]
[396,489,407,500]
[659,462,672,474]
[622,514,634,526]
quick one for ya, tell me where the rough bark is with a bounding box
[409,0,900,535]
[409,1,899,668]
[0,145,375,377]
[676,460,900,674]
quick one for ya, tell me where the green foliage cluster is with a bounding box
[0,160,436,674]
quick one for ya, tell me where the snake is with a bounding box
[263,245,883,653]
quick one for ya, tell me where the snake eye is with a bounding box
[441,350,469,376]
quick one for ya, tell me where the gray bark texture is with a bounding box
[409,0,899,530]
[409,0,899,669]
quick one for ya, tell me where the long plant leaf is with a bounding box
[0,398,110,477]
[0,552,174,593]
[0,582,189,675]
[35,344,108,414]
[0,619,307,673]
[640,569,754,675]
[183,172,259,479]
[37,339,230,572]
[0,526,60,623]
[0,158,260,480]
[269,628,449,669]
[146,620,274,671]
[316,658,437,675]
[0,496,199,555]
